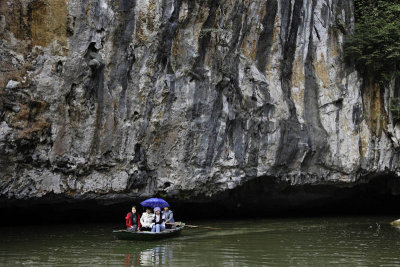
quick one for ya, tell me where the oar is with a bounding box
[184,224,221,230]
[172,222,220,230]
[391,219,400,227]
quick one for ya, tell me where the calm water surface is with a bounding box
[1,217,400,266]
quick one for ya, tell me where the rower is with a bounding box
[163,206,175,229]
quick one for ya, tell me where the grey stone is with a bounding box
[0,0,399,203]
[5,80,20,89]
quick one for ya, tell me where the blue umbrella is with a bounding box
[140,198,169,208]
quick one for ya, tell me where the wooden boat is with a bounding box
[113,223,185,241]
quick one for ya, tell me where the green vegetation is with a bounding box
[344,0,400,85]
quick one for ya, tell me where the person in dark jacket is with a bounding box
[125,206,141,232]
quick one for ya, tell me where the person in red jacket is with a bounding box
[125,206,141,232]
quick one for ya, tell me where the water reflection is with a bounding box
[123,244,175,267]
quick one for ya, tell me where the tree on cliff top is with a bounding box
[344,0,400,86]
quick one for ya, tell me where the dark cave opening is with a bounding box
[1,175,400,226]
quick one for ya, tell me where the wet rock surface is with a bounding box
[1,0,400,205]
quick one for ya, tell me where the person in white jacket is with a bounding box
[140,207,154,231]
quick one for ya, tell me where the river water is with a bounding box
[1,217,400,266]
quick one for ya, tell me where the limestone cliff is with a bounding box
[1,0,400,203]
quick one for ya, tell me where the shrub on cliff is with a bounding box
[344,0,400,85]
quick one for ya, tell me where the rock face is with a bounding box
[1,0,400,202]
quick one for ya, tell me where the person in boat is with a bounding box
[151,207,166,233]
[162,206,175,229]
[140,207,154,231]
[125,205,141,232]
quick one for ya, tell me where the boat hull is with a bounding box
[113,223,185,241]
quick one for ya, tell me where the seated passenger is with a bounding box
[162,206,175,229]
[140,207,154,231]
[151,207,165,233]
[125,205,141,232]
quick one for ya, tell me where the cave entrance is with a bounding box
[1,175,400,225]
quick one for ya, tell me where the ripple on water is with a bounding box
[1,218,400,266]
